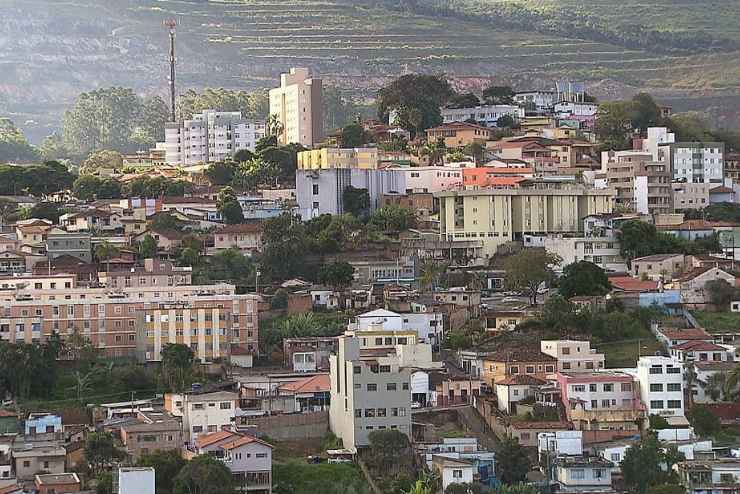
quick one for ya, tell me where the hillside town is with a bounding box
[1,50,740,494]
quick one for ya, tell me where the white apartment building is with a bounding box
[541,340,606,373]
[635,356,685,420]
[513,91,555,112]
[523,234,626,273]
[349,309,444,349]
[659,142,724,184]
[642,127,676,161]
[329,336,412,450]
[269,67,323,147]
[398,166,463,193]
[441,105,524,127]
[165,390,238,442]
[164,110,265,166]
[295,167,406,219]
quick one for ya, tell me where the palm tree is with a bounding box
[684,361,697,410]
[70,370,93,403]
[419,260,446,292]
[702,372,727,402]
[95,240,120,274]
[725,363,740,399]
[403,472,438,494]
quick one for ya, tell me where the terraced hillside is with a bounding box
[2,0,739,141]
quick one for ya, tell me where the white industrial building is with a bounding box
[164,110,265,165]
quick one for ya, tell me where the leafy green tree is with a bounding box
[260,313,347,355]
[85,432,126,474]
[559,261,611,298]
[596,101,634,150]
[687,405,721,437]
[446,92,480,109]
[95,241,120,273]
[482,85,515,105]
[173,455,235,494]
[73,175,122,201]
[39,132,70,161]
[368,204,416,232]
[621,435,683,494]
[205,162,236,186]
[220,200,244,224]
[96,472,113,494]
[233,149,254,162]
[647,485,685,494]
[705,279,736,309]
[80,149,124,174]
[123,176,191,197]
[495,436,531,484]
[195,248,255,285]
[25,202,63,223]
[138,234,158,259]
[342,186,370,218]
[504,249,561,304]
[665,112,715,142]
[0,118,40,162]
[619,220,659,261]
[377,74,454,137]
[339,122,368,147]
[0,199,18,229]
[726,364,740,400]
[446,483,493,494]
[260,213,309,280]
[318,262,355,291]
[495,483,539,494]
[648,414,670,430]
[631,93,662,131]
[161,343,195,391]
[496,114,515,128]
[138,450,187,494]
[177,88,268,121]
[0,162,74,196]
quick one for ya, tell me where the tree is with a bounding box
[559,261,611,298]
[138,450,187,494]
[95,241,120,273]
[0,162,74,196]
[705,279,736,309]
[80,149,124,174]
[446,483,492,494]
[377,74,454,138]
[265,114,284,138]
[343,186,370,217]
[687,405,721,437]
[339,122,368,147]
[647,486,685,494]
[648,414,670,430]
[260,213,309,281]
[73,175,122,201]
[177,88,268,121]
[495,436,531,484]
[596,101,634,150]
[631,93,662,131]
[318,262,355,291]
[96,472,113,494]
[621,435,683,494]
[196,248,255,285]
[446,92,480,109]
[482,85,514,105]
[220,200,244,224]
[0,118,40,163]
[619,220,659,262]
[496,483,539,494]
[173,455,235,494]
[419,260,447,292]
[205,162,235,186]
[233,149,254,162]
[504,249,561,304]
[703,372,729,402]
[39,132,70,161]
[403,472,438,494]
[25,202,63,223]
[665,112,715,142]
[138,234,158,259]
[368,204,416,231]
[421,137,446,166]
[496,114,515,128]
[85,432,125,475]
[161,343,195,391]
[0,199,18,229]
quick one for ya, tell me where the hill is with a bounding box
[1,0,739,141]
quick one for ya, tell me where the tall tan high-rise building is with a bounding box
[269,68,323,147]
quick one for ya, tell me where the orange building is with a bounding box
[463,167,533,188]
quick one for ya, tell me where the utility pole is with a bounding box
[164,19,177,122]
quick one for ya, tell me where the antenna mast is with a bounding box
[164,19,177,122]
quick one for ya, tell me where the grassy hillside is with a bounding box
[2,0,739,140]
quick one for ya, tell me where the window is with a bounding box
[650,400,664,409]
[220,402,231,410]
[621,383,632,392]
[387,383,397,391]
[355,409,362,418]
[192,426,203,433]
[601,399,611,408]
[589,384,597,392]
[312,184,319,195]
[365,409,375,418]
[610,453,621,462]
[571,469,585,480]
[603,384,613,392]
[402,382,409,390]
[376,408,386,417]
[379,365,391,373]
[453,470,463,479]
[256,453,267,458]
[525,366,535,373]
[545,365,555,372]
[562,347,570,355]
[650,384,663,392]
[353,366,361,374]
[573,385,585,393]
[367,384,377,392]
[667,383,681,392]
[666,367,680,374]
[667,400,682,409]
[649,366,663,374]
[593,469,604,479]
[562,362,571,370]
[391,408,398,417]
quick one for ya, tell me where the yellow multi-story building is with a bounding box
[436,182,614,257]
[136,302,254,363]
[297,147,378,170]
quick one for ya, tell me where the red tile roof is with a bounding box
[659,328,712,340]
[497,375,547,386]
[608,276,659,292]
[216,222,263,234]
[672,340,726,352]
[279,374,330,394]
[511,421,571,430]
[221,434,273,450]
[194,430,238,449]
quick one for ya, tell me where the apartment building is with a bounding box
[398,166,463,193]
[605,151,672,215]
[658,142,724,184]
[329,336,412,450]
[164,110,265,166]
[0,281,259,359]
[269,67,323,147]
[672,182,711,210]
[165,391,238,441]
[295,167,406,219]
[524,234,626,273]
[98,259,192,289]
[513,91,555,112]
[540,340,605,373]
[481,348,557,386]
[45,230,92,263]
[136,300,258,363]
[347,309,444,348]
[297,148,378,170]
[557,372,644,431]
[553,456,615,494]
[441,104,524,127]
[635,356,685,420]
[436,183,614,257]
[120,420,182,460]
[676,459,740,494]
[724,153,740,181]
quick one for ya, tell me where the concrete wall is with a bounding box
[243,411,328,441]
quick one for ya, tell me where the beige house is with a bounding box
[675,267,736,306]
[540,340,605,373]
[425,122,492,148]
[631,253,685,280]
[212,223,263,254]
[121,420,182,461]
[13,443,66,480]
[134,229,185,252]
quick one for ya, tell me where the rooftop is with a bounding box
[34,473,80,485]
[608,276,659,292]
